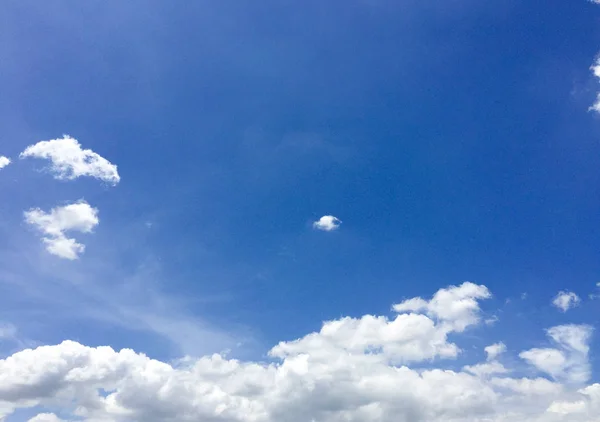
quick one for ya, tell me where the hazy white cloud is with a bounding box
[0,284,596,422]
[463,361,508,377]
[20,135,120,185]
[485,342,506,361]
[520,324,593,384]
[590,58,600,113]
[552,291,581,312]
[27,414,65,422]
[24,201,99,260]
[0,156,10,169]
[312,215,341,231]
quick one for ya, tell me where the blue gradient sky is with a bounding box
[1,0,600,382]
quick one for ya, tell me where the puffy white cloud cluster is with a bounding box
[0,283,597,422]
[552,291,581,312]
[20,135,120,185]
[24,201,99,260]
[313,215,341,231]
[0,156,10,169]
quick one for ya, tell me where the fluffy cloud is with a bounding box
[520,324,593,384]
[0,283,596,422]
[552,291,581,312]
[28,414,65,422]
[20,135,120,185]
[0,156,10,169]
[312,215,341,231]
[484,342,506,361]
[392,282,490,331]
[24,201,99,260]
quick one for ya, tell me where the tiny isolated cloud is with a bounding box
[0,156,11,169]
[590,58,600,113]
[24,200,99,260]
[20,135,120,185]
[552,291,581,312]
[313,215,341,231]
[485,342,506,361]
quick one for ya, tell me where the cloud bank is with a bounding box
[0,283,598,422]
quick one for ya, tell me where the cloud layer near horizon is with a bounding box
[0,282,597,422]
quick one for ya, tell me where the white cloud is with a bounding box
[485,342,506,361]
[24,201,99,260]
[520,324,593,384]
[552,291,581,312]
[0,156,10,169]
[28,414,65,422]
[491,377,563,396]
[463,361,508,377]
[393,281,491,332]
[591,58,600,113]
[0,284,597,422]
[20,135,120,185]
[312,215,341,231]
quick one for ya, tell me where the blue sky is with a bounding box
[1,1,600,421]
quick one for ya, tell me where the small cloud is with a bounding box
[484,342,507,361]
[0,156,10,169]
[24,200,99,260]
[484,315,499,326]
[590,59,600,113]
[20,135,120,185]
[521,292,527,300]
[312,215,341,231]
[552,291,581,313]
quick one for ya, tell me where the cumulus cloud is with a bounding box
[520,324,593,384]
[392,281,491,331]
[20,135,120,185]
[485,342,506,361]
[24,201,99,260]
[552,291,581,312]
[312,215,341,231]
[0,283,596,422]
[0,156,10,169]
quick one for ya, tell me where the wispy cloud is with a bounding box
[484,342,506,361]
[552,291,581,312]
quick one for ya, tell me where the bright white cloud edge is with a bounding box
[20,135,120,185]
[313,215,341,231]
[552,291,581,312]
[24,200,99,260]
[1,282,598,422]
[0,156,10,169]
